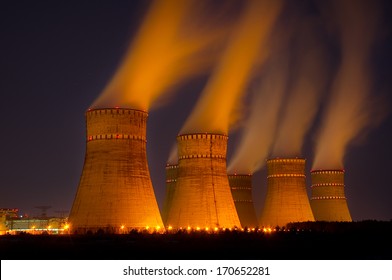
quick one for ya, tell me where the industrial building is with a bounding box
[228,174,258,228]
[162,164,178,226]
[166,133,241,229]
[259,158,314,227]
[310,169,352,222]
[69,108,163,233]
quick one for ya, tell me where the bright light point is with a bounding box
[187,226,191,230]
[196,227,200,231]
[168,226,173,230]
[156,226,161,230]
[146,226,149,230]
[263,228,267,232]
[64,224,69,230]
[214,227,218,231]
[205,227,209,231]
[121,225,125,230]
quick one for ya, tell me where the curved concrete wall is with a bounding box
[69,108,163,233]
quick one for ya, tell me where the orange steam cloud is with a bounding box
[92,0,227,111]
[313,0,385,169]
[180,0,283,135]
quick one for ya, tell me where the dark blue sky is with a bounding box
[0,0,391,221]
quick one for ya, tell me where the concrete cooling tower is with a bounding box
[69,108,163,233]
[228,174,258,228]
[166,133,241,229]
[260,158,314,227]
[162,164,178,226]
[310,170,352,222]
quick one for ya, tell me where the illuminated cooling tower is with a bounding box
[166,133,241,229]
[228,174,258,228]
[69,108,163,233]
[162,164,178,226]
[310,170,352,222]
[259,158,314,227]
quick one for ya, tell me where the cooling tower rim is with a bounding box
[227,173,252,178]
[86,107,148,114]
[177,133,228,140]
[267,157,305,163]
[311,169,345,174]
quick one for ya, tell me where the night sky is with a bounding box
[1,0,391,221]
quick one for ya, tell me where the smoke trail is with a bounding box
[227,53,289,174]
[271,14,330,158]
[313,0,385,169]
[91,0,229,111]
[180,0,283,135]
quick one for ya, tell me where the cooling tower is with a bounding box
[162,164,178,226]
[69,108,163,233]
[310,170,352,222]
[259,158,314,227]
[166,133,241,229]
[228,174,258,228]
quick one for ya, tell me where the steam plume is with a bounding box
[272,14,330,158]
[180,0,283,135]
[313,0,384,169]
[92,0,228,111]
[227,54,289,174]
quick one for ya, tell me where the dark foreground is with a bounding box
[1,221,391,260]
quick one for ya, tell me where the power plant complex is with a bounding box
[68,108,163,233]
[68,110,352,233]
